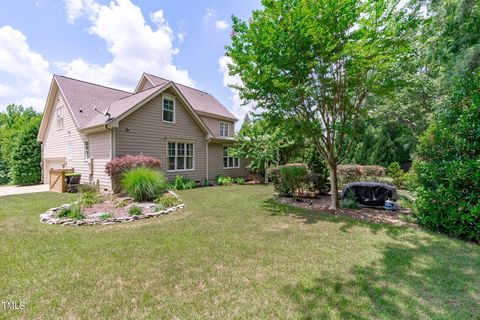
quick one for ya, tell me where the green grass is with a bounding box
[0,186,479,319]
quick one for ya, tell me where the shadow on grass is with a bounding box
[283,237,480,319]
[262,198,406,239]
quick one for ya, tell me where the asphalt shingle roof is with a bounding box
[54,73,237,129]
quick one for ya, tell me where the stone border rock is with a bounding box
[39,192,185,226]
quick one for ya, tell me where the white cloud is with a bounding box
[204,8,230,31]
[218,55,255,129]
[59,0,194,90]
[177,32,186,44]
[203,8,216,24]
[0,26,51,111]
[215,20,230,30]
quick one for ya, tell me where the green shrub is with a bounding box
[404,168,419,191]
[340,191,359,209]
[115,199,129,208]
[80,192,103,208]
[337,165,386,187]
[303,172,330,196]
[235,177,246,185]
[98,213,113,219]
[217,175,234,186]
[154,194,182,208]
[413,73,480,241]
[387,162,405,188]
[78,183,99,193]
[121,167,168,202]
[58,203,84,219]
[270,164,308,197]
[128,205,143,216]
[11,120,41,186]
[154,204,165,212]
[0,157,10,185]
[170,175,197,190]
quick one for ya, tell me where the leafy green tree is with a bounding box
[0,153,9,185]
[11,117,42,186]
[413,71,480,241]
[235,114,298,182]
[226,0,418,209]
[0,104,42,173]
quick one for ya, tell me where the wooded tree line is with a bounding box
[0,105,42,185]
[227,0,479,240]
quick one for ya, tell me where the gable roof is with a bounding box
[38,73,235,141]
[143,73,238,121]
[54,75,132,128]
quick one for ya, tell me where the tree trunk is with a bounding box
[328,161,339,210]
[264,161,269,184]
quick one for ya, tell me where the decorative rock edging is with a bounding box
[39,192,185,226]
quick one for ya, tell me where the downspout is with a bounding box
[105,125,115,191]
[105,125,115,160]
[206,136,210,185]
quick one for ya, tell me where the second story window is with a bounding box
[56,106,64,129]
[163,98,175,123]
[84,141,90,159]
[220,122,229,137]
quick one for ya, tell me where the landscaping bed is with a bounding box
[39,191,185,226]
[278,195,416,227]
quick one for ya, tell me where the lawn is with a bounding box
[0,185,479,319]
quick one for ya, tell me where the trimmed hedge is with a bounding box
[337,165,388,187]
[270,163,329,197]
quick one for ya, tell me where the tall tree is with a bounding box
[11,117,42,186]
[226,0,417,208]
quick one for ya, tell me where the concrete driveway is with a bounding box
[0,184,49,197]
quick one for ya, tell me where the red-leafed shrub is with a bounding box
[105,155,162,180]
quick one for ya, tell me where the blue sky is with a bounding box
[0,0,260,126]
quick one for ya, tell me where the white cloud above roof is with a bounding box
[203,8,230,31]
[215,20,230,30]
[0,26,51,111]
[218,55,254,128]
[58,0,195,91]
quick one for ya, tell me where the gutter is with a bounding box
[206,136,211,183]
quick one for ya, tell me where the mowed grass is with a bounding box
[0,185,479,319]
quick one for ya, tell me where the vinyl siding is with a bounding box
[200,116,235,137]
[207,143,247,180]
[115,91,207,182]
[87,131,112,189]
[42,92,89,184]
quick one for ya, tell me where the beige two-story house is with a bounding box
[37,73,246,190]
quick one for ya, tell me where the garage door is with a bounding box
[44,160,65,184]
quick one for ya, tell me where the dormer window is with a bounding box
[162,97,175,123]
[56,106,64,129]
[220,122,229,137]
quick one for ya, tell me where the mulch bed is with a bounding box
[81,196,136,218]
[279,195,417,227]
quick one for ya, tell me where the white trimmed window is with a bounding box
[67,143,73,160]
[56,106,64,129]
[223,146,240,169]
[167,142,194,171]
[162,98,175,123]
[220,122,229,137]
[84,141,90,159]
